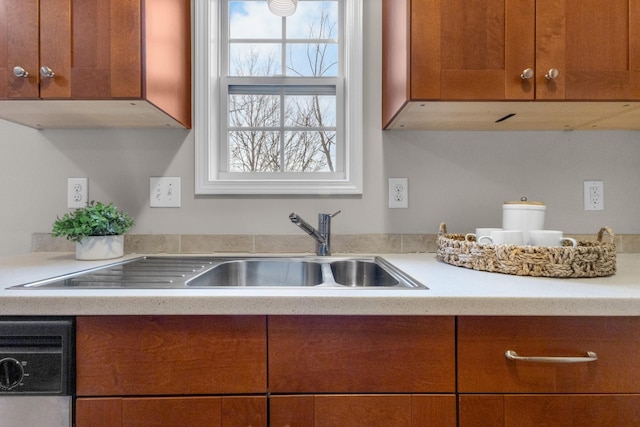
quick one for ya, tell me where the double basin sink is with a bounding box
[12,256,427,290]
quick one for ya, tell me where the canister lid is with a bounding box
[503,197,544,206]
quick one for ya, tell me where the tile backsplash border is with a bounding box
[31,233,640,254]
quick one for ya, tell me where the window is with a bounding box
[195,0,363,194]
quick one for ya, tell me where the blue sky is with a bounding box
[228,0,339,77]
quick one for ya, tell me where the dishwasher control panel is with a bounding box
[0,318,73,395]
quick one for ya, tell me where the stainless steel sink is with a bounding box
[186,259,324,287]
[9,256,427,290]
[329,260,399,287]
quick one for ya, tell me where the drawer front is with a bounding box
[271,394,457,427]
[76,396,267,427]
[459,394,640,427]
[458,316,640,393]
[76,316,267,396]
[269,316,455,393]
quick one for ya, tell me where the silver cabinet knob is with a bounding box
[520,68,534,80]
[13,66,29,78]
[545,68,559,80]
[39,66,55,78]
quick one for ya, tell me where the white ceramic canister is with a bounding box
[502,198,546,244]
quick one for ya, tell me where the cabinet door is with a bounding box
[76,316,267,396]
[39,0,71,98]
[70,0,142,99]
[268,316,455,393]
[458,316,640,393]
[411,0,535,100]
[76,396,267,427]
[459,394,640,427]
[536,0,640,100]
[0,0,39,99]
[271,395,456,427]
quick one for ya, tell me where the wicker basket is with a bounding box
[436,223,616,278]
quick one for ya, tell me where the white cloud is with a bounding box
[229,1,338,39]
[230,1,281,39]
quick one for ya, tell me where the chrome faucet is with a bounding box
[289,211,341,256]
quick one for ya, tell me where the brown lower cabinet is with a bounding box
[74,315,268,427]
[457,316,640,426]
[76,396,267,427]
[459,394,640,427]
[267,315,455,393]
[271,394,456,427]
[75,315,456,426]
[74,315,640,426]
[267,315,457,426]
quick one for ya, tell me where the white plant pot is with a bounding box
[75,235,124,260]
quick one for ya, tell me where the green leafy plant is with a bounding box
[52,201,134,243]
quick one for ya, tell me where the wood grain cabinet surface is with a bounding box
[382,0,640,129]
[0,0,191,128]
[459,394,640,427]
[74,314,640,425]
[457,316,640,426]
[268,315,456,393]
[271,394,456,427]
[76,396,267,427]
[409,0,535,102]
[76,315,267,396]
[0,0,49,99]
[268,315,456,426]
[407,0,640,102]
[458,316,640,393]
[76,315,456,425]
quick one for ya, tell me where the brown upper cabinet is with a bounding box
[383,0,640,130]
[0,0,191,128]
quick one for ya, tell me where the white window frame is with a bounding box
[195,0,363,195]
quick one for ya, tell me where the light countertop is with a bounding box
[1,252,639,316]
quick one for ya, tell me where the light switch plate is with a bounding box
[150,177,181,208]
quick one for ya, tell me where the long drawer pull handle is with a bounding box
[505,350,598,363]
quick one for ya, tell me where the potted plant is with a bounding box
[52,201,135,260]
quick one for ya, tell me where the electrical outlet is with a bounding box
[584,180,604,211]
[150,177,181,208]
[67,178,88,208]
[388,178,408,208]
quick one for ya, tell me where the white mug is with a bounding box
[478,230,524,245]
[465,228,502,243]
[529,230,578,247]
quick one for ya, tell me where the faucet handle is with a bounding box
[319,210,341,221]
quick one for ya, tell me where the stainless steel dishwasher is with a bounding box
[0,317,74,427]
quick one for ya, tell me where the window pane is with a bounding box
[285,95,336,127]
[229,1,281,39]
[229,94,280,128]
[229,43,282,76]
[284,131,336,172]
[229,131,281,172]
[286,1,339,39]
[203,0,355,190]
[287,44,338,76]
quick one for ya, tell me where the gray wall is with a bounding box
[1,0,639,256]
